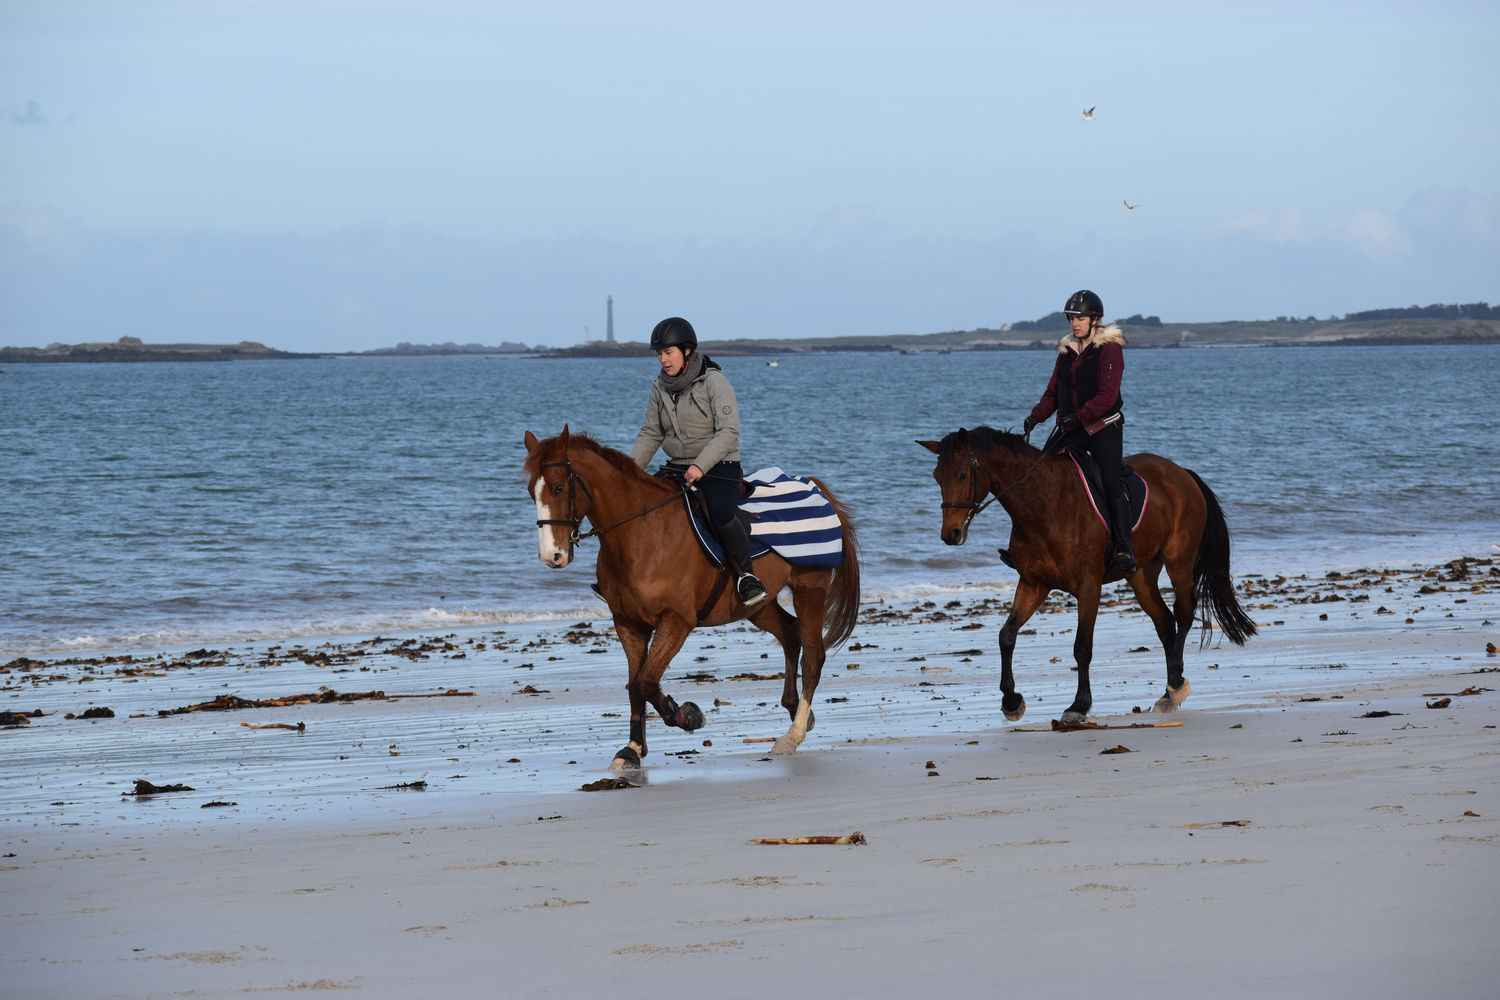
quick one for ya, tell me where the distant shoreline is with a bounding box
[2,316,1495,363]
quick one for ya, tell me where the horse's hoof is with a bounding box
[771,734,802,755]
[1061,709,1087,724]
[611,746,642,770]
[1002,693,1027,722]
[1153,680,1190,713]
[677,701,705,732]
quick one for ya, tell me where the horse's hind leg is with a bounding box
[768,579,828,754]
[1132,559,1193,714]
[750,601,804,724]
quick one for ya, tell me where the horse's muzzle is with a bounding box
[942,527,968,546]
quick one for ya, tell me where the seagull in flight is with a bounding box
[1123,200,1138,212]
[1082,106,1095,121]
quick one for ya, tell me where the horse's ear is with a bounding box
[917,439,940,454]
[524,430,539,453]
[560,424,570,445]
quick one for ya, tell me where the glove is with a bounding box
[1022,415,1039,437]
[1058,412,1082,433]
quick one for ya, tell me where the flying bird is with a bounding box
[1123,200,1138,212]
[1082,106,1095,121]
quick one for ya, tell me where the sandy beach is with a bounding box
[4,558,1498,998]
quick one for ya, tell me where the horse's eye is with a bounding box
[552,484,565,496]
[958,471,968,481]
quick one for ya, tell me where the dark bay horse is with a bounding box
[524,427,861,769]
[919,427,1256,723]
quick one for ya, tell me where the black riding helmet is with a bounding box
[650,317,698,353]
[1063,289,1104,319]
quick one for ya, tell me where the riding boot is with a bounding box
[716,517,767,607]
[1107,494,1137,574]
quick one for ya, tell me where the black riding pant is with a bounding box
[662,460,743,525]
[1061,423,1126,501]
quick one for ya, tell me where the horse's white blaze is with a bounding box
[532,479,571,568]
[772,698,812,755]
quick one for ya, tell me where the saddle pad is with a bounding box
[741,467,846,567]
[1066,452,1148,532]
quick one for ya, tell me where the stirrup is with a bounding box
[1108,546,1137,574]
[736,574,768,607]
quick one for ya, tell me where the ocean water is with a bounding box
[3,345,1496,657]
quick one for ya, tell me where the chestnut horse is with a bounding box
[524,427,861,769]
[919,427,1256,723]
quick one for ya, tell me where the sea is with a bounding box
[3,344,1497,659]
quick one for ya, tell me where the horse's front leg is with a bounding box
[998,581,1049,722]
[1063,587,1101,723]
[610,619,652,769]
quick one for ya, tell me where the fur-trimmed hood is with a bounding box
[1056,324,1125,355]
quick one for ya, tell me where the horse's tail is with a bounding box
[812,477,862,650]
[1186,468,1258,648]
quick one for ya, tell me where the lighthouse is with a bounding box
[606,296,615,343]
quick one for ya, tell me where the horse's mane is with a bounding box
[939,425,1040,460]
[524,430,670,489]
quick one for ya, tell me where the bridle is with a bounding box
[940,435,1057,535]
[534,450,684,559]
[535,457,592,561]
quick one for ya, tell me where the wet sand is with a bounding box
[3,557,1498,997]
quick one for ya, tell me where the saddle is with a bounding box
[665,466,845,569]
[1064,448,1148,532]
[995,451,1146,572]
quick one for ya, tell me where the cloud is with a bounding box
[4,100,49,126]
[1223,209,1310,243]
[1337,208,1410,258]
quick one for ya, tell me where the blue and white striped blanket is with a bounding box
[740,467,845,567]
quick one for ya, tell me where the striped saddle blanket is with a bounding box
[685,467,845,568]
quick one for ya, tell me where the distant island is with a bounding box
[0,336,319,364]
[2,303,1494,364]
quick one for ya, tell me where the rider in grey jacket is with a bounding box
[630,317,767,607]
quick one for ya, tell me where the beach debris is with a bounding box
[201,800,237,808]
[1099,745,1132,754]
[157,689,387,715]
[239,721,306,731]
[1425,698,1452,709]
[1178,820,1251,828]
[127,779,195,796]
[377,780,427,791]
[742,737,777,743]
[386,689,476,699]
[1048,719,1183,732]
[0,710,39,727]
[1464,810,1481,817]
[66,706,114,719]
[1359,711,1400,718]
[1421,687,1490,697]
[580,777,637,791]
[749,832,866,846]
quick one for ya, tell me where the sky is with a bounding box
[2,0,1497,352]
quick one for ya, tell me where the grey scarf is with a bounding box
[657,350,708,397]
